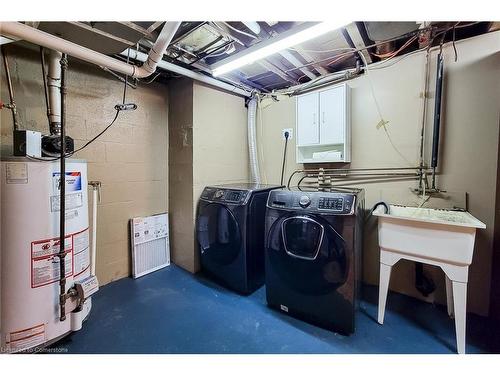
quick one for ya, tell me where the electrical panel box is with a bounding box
[295,83,351,163]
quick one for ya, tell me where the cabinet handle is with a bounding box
[322,111,325,124]
[313,113,316,124]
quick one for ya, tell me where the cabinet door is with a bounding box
[319,85,345,145]
[296,92,319,146]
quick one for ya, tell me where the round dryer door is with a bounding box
[197,203,242,265]
[266,214,348,295]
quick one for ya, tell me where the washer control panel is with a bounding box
[318,197,344,211]
[267,189,357,215]
[200,187,248,204]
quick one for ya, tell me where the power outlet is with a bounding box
[282,128,293,140]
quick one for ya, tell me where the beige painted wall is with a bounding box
[168,80,248,273]
[0,43,169,286]
[168,78,195,272]
[258,31,500,316]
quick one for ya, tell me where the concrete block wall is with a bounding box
[0,43,169,285]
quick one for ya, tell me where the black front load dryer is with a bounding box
[196,183,281,294]
[264,187,364,334]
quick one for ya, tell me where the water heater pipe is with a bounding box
[47,49,62,135]
[0,22,181,78]
[247,97,261,183]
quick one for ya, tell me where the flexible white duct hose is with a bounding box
[247,98,261,183]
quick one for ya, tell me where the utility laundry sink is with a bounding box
[372,204,485,354]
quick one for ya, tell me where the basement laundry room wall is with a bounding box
[168,79,248,273]
[0,43,169,286]
[258,31,500,316]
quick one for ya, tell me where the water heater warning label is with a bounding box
[6,323,46,352]
[31,235,73,288]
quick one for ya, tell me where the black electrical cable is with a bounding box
[280,132,290,186]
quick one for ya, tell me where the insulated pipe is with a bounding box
[121,49,251,97]
[47,49,62,134]
[247,98,261,183]
[0,22,180,78]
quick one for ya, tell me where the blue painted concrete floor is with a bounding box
[53,265,499,354]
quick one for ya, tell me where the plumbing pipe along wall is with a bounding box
[0,22,180,78]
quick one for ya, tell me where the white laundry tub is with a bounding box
[373,205,485,266]
[372,204,485,354]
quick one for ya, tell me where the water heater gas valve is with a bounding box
[74,275,99,300]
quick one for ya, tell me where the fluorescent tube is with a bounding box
[212,22,345,77]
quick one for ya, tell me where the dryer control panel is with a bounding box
[200,187,249,205]
[267,189,358,215]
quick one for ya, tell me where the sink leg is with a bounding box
[452,281,467,354]
[445,275,454,317]
[378,262,392,324]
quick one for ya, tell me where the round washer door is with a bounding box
[266,214,348,295]
[197,203,242,266]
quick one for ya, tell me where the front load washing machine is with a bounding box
[264,187,364,334]
[196,183,282,294]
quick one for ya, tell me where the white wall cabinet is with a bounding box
[296,83,350,163]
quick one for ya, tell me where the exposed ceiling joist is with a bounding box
[69,22,137,46]
[258,60,298,84]
[290,46,329,75]
[278,49,317,79]
[146,21,164,34]
[117,22,153,39]
[344,23,372,64]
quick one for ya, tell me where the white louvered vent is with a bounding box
[130,213,170,279]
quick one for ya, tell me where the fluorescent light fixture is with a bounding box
[212,21,345,77]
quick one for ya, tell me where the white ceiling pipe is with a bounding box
[0,22,251,97]
[121,49,252,97]
[0,21,180,78]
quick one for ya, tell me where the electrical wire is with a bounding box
[371,35,418,59]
